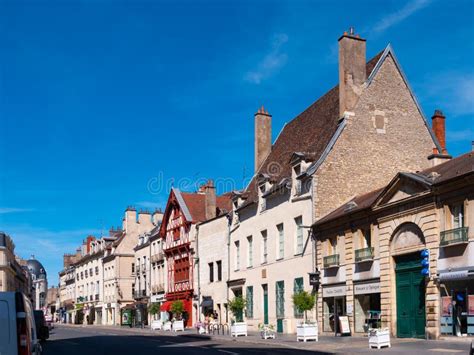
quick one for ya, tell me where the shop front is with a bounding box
[353,280,381,333]
[439,269,474,337]
[322,283,347,334]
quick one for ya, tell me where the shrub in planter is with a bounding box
[292,291,318,342]
[170,300,184,320]
[148,303,160,319]
[228,296,247,337]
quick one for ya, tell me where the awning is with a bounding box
[160,301,173,312]
[439,270,474,281]
[201,297,213,308]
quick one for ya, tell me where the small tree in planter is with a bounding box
[292,291,318,342]
[171,300,185,331]
[149,303,160,319]
[228,296,247,337]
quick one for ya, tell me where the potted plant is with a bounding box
[368,328,391,349]
[292,291,318,342]
[149,303,162,330]
[171,300,184,332]
[258,323,276,339]
[228,296,247,337]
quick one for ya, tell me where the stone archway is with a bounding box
[390,222,426,338]
[390,222,425,256]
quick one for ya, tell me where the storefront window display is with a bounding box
[440,279,474,336]
[354,293,381,333]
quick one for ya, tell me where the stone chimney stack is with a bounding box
[204,180,217,220]
[123,206,137,232]
[152,209,164,225]
[338,27,366,117]
[254,106,272,173]
[138,210,152,226]
[431,110,448,154]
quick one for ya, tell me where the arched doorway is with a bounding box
[391,223,426,338]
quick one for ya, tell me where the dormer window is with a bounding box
[293,164,302,196]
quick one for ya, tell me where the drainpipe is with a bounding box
[195,224,201,322]
[226,213,232,324]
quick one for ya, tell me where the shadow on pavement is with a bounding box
[42,333,333,355]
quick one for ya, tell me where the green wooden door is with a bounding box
[262,284,269,324]
[396,254,426,338]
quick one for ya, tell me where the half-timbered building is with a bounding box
[159,181,231,327]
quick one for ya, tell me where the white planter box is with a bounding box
[231,322,248,337]
[163,321,172,331]
[368,328,391,349]
[151,320,162,330]
[260,329,275,339]
[173,320,184,332]
[296,323,318,342]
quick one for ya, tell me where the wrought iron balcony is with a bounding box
[323,254,340,268]
[151,251,165,263]
[440,227,469,246]
[355,247,374,262]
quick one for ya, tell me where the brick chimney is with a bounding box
[431,109,448,154]
[338,27,366,117]
[428,109,451,166]
[204,180,217,220]
[254,106,272,173]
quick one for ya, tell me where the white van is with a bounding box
[0,291,42,355]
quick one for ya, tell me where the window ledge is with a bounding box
[276,257,284,261]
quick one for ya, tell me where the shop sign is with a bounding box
[323,284,346,297]
[354,282,380,295]
[151,295,164,303]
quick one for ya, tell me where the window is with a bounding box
[90,268,93,276]
[246,286,254,318]
[277,224,284,259]
[235,241,240,270]
[95,266,99,275]
[96,281,100,296]
[81,272,84,280]
[450,204,464,229]
[294,164,302,195]
[247,236,253,268]
[216,260,222,281]
[293,277,304,318]
[85,270,88,278]
[361,229,371,248]
[295,216,304,254]
[276,281,285,318]
[209,262,214,283]
[261,230,268,264]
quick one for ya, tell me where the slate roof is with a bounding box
[314,152,474,226]
[239,50,384,208]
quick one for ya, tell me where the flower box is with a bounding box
[173,320,184,332]
[368,328,391,349]
[259,325,276,339]
[296,323,318,342]
[162,321,172,331]
[150,320,162,330]
[230,322,247,337]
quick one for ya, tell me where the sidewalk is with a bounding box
[58,323,473,354]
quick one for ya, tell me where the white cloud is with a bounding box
[372,0,431,34]
[0,207,34,214]
[244,33,289,84]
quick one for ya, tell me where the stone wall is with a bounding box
[315,54,436,220]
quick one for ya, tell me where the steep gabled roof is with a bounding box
[239,50,384,208]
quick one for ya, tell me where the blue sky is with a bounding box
[1,0,473,285]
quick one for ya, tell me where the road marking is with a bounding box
[429,349,464,353]
[218,350,239,355]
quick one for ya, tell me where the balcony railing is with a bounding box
[323,254,340,268]
[151,284,165,293]
[355,247,374,262]
[134,290,147,298]
[440,227,469,246]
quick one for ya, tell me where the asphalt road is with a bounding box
[42,325,473,355]
[42,326,323,355]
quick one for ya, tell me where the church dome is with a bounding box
[27,257,47,279]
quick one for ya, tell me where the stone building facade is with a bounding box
[0,232,28,294]
[313,152,474,339]
[228,29,442,334]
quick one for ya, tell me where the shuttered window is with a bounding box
[276,281,285,318]
[294,277,304,318]
[246,286,254,318]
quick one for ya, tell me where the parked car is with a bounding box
[33,310,50,342]
[0,291,42,355]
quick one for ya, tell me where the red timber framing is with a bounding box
[160,189,194,326]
